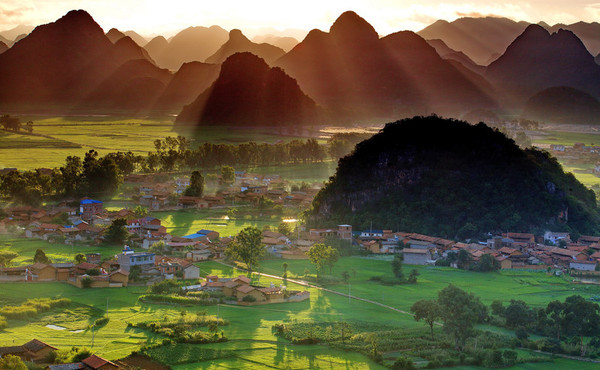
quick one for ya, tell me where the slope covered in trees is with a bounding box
[307,116,600,237]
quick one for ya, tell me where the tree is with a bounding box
[104,218,128,245]
[411,299,441,340]
[0,354,27,370]
[407,269,420,283]
[0,251,18,267]
[560,295,600,355]
[504,300,534,329]
[257,196,274,215]
[392,255,403,279]
[307,243,339,278]
[341,270,350,283]
[456,249,473,269]
[472,254,500,272]
[149,240,171,255]
[225,226,264,271]
[277,222,292,237]
[133,205,148,218]
[0,115,20,131]
[184,171,204,197]
[491,300,505,316]
[437,284,487,351]
[221,166,235,184]
[34,248,51,264]
[74,253,86,264]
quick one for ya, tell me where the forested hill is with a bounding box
[307,116,600,238]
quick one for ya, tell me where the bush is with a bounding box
[242,295,257,302]
[81,277,94,288]
[515,327,529,340]
[0,298,71,319]
[94,317,109,328]
[392,356,416,370]
[503,350,518,365]
[0,316,6,329]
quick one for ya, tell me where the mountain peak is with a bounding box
[229,29,249,42]
[56,9,96,27]
[330,11,378,43]
[520,24,550,39]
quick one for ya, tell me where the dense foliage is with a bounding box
[308,116,600,237]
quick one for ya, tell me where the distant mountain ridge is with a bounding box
[276,11,495,121]
[177,52,319,126]
[205,29,285,64]
[486,24,600,104]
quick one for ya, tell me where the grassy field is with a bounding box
[0,117,327,170]
[533,130,600,147]
[1,258,598,368]
[153,209,283,238]
[0,236,122,266]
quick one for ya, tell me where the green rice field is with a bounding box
[1,258,599,368]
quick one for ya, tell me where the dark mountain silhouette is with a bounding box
[276,11,495,121]
[0,25,34,42]
[106,28,126,43]
[546,22,600,56]
[0,41,7,54]
[486,25,600,105]
[308,116,600,236]
[205,29,285,64]
[252,35,299,52]
[426,39,484,74]
[0,10,157,112]
[154,61,220,112]
[77,59,172,113]
[418,17,530,65]
[153,26,228,70]
[144,36,169,62]
[176,52,319,126]
[522,86,600,124]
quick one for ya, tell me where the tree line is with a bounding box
[0,133,367,205]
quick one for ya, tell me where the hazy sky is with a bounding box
[1,0,599,38]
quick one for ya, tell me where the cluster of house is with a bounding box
[198,275,309,305]
[0,245,206,287]
[547,143,600,176]
[0,339,119,369]
[125,172,322,211]
[355,228,600,272]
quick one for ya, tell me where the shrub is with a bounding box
[503,350,518,365]
[81,277,94,288]
[0,316,6,329]
[392,356,416,370]
[242,295,257,302]
[94,317,109,328]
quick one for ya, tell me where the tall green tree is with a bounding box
[411,299,441,340]
[104,218,128,245]
[225,226,264,271]
[184,171,204,197]
[437,284,487,351]
[33,249,51,264]
[307,243,339,277]
[221,166,235,184]
[392,255,403,279]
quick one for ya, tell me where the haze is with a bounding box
[2,0,600,38]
